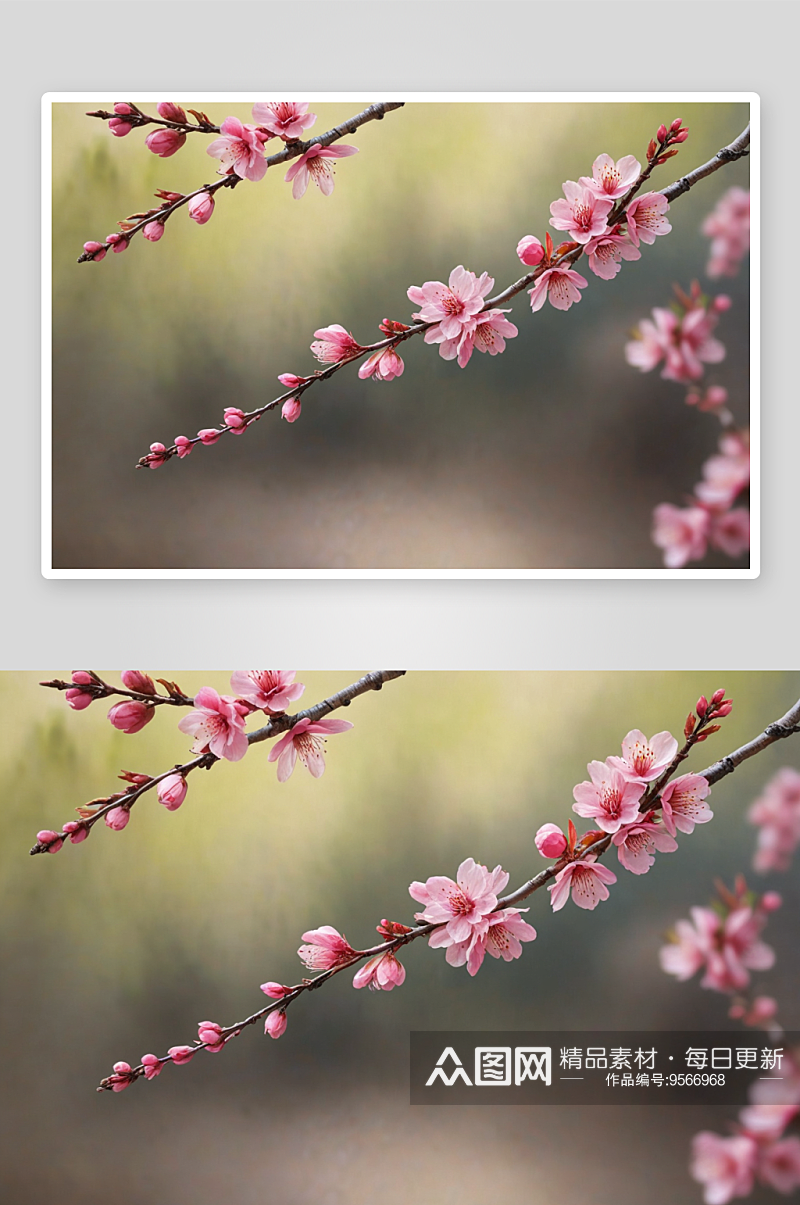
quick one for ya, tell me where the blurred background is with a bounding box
[50,100,750,570]
[1,670,796,1203]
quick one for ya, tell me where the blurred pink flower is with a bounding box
[410,858,508,944]
[549,859,617,911]
[703,187,750,278]
[625,191,672,246]
[177,687,249,762]
[267,716,353,782]
[580,153,641,199]
[230,671,305,714]
[758,1137,800,1194]
[659,773,713,835]
[549,181,614,244]
[612,818,678,874]
[528,266,588,312]
[660,904,774,993]
[652,504,710,568]
[709,509,750,559]
[352,951,406,991]
[252,101,316,140]
[659,905,719,980]
[739,1104,799,1140]
[298,926,358,970]
[748,768,800,873]
[284,143,358,198]
[207,117,268,182]
[572,761,645,833]
[695,433,750,508]
[690,1132,757,1204]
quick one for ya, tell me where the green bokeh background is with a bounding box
[50,100,750,569]
[2,671,796,1203]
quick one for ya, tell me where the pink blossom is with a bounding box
[188,191,215,225]
[174,436,193,458]
[252,101,316,141]
[408,266,494,352]
[82,241,107,262]
[108,118,132,137]
[265,1010,287,1039]
[751,1053,800,1107]
[142,221,164,243]
[177,687,249,762]
[652,504,710,568]
[352,951,406,991]
[548,859,617,911]
[572,762,645,833]
[580,153,641,200]
[516,235,545,266]
[106,233,128,253]
[108,1061,135,1092]
[624,191,672,246]
[659,906,721,980]
[585,231,641,280]
[63,821,89,844]
[198,428,221,446]
[168,1045,195,1066]
[709,509,750,559]
[146,442,168,469]
[260,981,292,999]
[157,774,188,811]
[437,309,518,369]
[66,670,95,710]
[105,806,130,831]
[37,829,63,853]
[145,128,186,158]
[663,904,775,994]
[121,670,155,694]
[358,346,405,381]
[549,181,614,244]
[730,996,779,1029]
[278,373,308,389]
[695,433,750,509]
[198,1021,226,1053]
[223,407,247,434]
[141,1053,163,1080]
[155,101,185,122]
[535,823,568,858]
[282,398,302,423]
[659,773,713,835]
[626,304,725,384]
[108,700,154,734]
[409,858,509,944]
[749,769,800,873]
[310,324,363,363]
[435,908,537,976]
[690,1132,757,1204]
[703,187,750,277]
[298,926,358,971]
[207,117,268,182]
[609,729,678,784]
[612,818,678,873]
[758,1138,800,1194]
[739,1104,799,1140]
[267,716,353,782]
[284,143,358,198]
[230,671,305,714]
[528,266,588,312]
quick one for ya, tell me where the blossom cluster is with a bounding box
[748,768,800,873]
[692,1103,800,1204]
[625,289,728,385]
[702,186,751,278]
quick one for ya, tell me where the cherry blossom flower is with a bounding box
[703,187,750,278]
[229,671,305,714]
[251,101,316,141]
[549,859,617,911]
[608,729,678,784]
[660,904,775,993]
[62,821,89,844]
[282,398,302,423]
[739,1104,799,1140]
[207,117,268,182]
[730,996,780,1029]
[437,309,519,369]
[157,774,188,811]
[758,1137,800,1194]
[408,266,494,352]
[358,346,405,381]
[168,1045,196,1066]
[105,806,130,831]
[188,191,215,225]
[174,436,192,458]
[142,221,164,243]
[528,266,588,312]
[310,324,364,363]
[612,817,678,874]
[156,102,186,123]
[748,768,800,873]
[265,1010,287,1039]
[516,235,545,266]
[108,117,132,138]
[659,773,713,835]
[106,233,128,253]
[750,1053,800,1107]
[298,926,359,971]
[284,143,358,199]
[177,687,249,762]
[585,231,641,279]
[108,1061,136,1092]
[626,303,726,384]
[120,670,155,693]
[352,951,406,990]
[660,906,719,980]
[435,908,537,976]
[36,829,63,853]
[141,1054,163,1080]
[624,191,672,246]
[260,982,292,999]
[690,1132,757,1204]
[709,509,750,559]
[572,761,645,833]
[695,432,750,509]
[82,240,107,262]
[144,128,186,158]
[267,716,354,782]
[107,700,154,734]
[535,823,568,858]
[66,670,95,710]
[652,503,710,568]
[409,858,508,944]
[198,1021,226,1053]
[580,153,641,200]
[549,181,614,244]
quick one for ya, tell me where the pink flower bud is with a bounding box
[188,191,215,225]
[141,1053,163,1080]
[37,829,63,853]
[761,891,783,912]
[83,241,107,262]
[672,128,689,143]
[110,1061,134,1091]
[114,103,134,115]
[63,821,89,844]
[157,101,187,123]
[168,1045,196,1066]
[65,688,93,710]
[711,688,726,704]
[198,428,222,445]
[142,221,165,242]
[535,823,568,858]
[121,670,156,694]
[223,407,247,433]
[174,435,193,458]
[705,386,728,408]
[657,124,668,143]
[714,701,733,717]
[147,442,168,469]
[108,700,154,734]
[108,118,133,137]
[106,233,128,253]
[157,774,188,811]
[670,117,683,131]
[696,696,708,718]
[105,806,131,831]
[144,128,186,158]
[198,1021,226,1052]
[265,1010,287,1039]
[281,397,302,423]
[712,295,732,312]
[278,373,307,389]
[260,982,291,999]
[517,235,545,266]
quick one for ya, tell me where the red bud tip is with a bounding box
[656,150,679,163]
[545,232,554,258]
[672,128,689,143]
[568,818,577,852]
[670,117,683,131]
[714,701,733,717]
[647,139,657,160]
[684,713,696,737]
[711,688,726,705]
[696,696,708,718]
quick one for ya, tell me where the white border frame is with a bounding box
[41,91,759,580]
